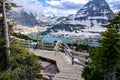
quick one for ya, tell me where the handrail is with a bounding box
[64,43,71,50]
[23,40,54,50]
[72,50,89,56]
[63,43,74,65]
[23,40,89,66]
[64,47,73,63]
[63,43,89,66]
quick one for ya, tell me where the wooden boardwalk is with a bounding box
[30,49,84,80]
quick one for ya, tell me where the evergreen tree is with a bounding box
[0,1,41,80]
[0,38,41,80]
[82,12,120,80]
[0,0,17,70]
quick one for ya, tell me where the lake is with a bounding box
[39,35,99,47]
[41,35,73,43]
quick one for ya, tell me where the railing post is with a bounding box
[72,56,74,65]
[42,40,43,50]
[71,51,74,65]
[37,40,39,49]
[28,39,30,49]
[31,40,33,49]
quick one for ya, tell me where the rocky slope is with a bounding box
[12,24,46,34]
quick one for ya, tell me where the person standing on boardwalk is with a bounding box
[54,40,62,56]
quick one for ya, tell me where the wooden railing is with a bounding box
[38,42,54,50]
[63,43,89,66]
[63,43,74,65]
[23,40,55,50]
[23,40,89,66]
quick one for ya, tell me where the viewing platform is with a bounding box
[30,49,84,80]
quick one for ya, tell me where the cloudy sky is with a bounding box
[13,0,120,16]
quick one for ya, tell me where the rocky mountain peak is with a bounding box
[75,0,114,24]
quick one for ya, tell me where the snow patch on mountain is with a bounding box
[83,26,106,33]
[51,26,106,38]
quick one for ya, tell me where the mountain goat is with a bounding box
[54,40,62,55]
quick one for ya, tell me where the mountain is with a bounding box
[62,0,114,26]
[43,0,114,38]
[75,0,114,24]
[9,10,56,27]
[8,8,64,34]
[8,7,54,34]
[8,10,38,27]
[8,0,60,27]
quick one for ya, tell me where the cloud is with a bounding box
[46,1,61,6]
[43,6,77,16]
[11,0,120,16]
[106,0,120,12]
[12,0,44,16]
[44,0,86,16]
[43,7,58,16]
[62,0,89,4]
[45,0,120,16]
[46,0,84,10]
[113,3,120,9]
[107,0,120,9]
[47,1,82,10]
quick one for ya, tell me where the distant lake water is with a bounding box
[40,35,99,47]
[42,35,73,43]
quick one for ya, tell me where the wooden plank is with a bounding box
[30,50,84,80]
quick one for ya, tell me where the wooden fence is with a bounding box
[23,40,89,66]
[63,43,89,66]
[23,40,55,50]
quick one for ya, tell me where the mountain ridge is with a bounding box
[43,0,114,35]
[75,0,114,24]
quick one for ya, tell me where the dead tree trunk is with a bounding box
[2,0,10,62]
